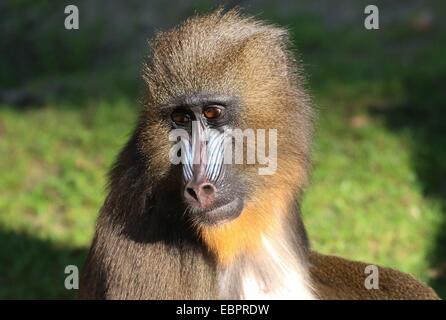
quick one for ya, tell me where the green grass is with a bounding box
[305,94,442,281]
[1,7,445,299]
[0,100,137,298]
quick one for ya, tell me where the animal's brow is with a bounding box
[161,93,238,109]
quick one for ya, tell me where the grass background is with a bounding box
[0,0,445,299]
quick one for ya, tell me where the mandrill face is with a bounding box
[163,92,247,226]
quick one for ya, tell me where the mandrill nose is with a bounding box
[184,181,216,208]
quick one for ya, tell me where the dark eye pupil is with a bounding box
[203,107,221,119]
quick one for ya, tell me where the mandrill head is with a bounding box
[136,10,313,263]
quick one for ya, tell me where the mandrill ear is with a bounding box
[309,252,439,300]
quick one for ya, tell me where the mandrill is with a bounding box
[80,10,438,300]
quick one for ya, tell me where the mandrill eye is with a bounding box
[203,106,222,120]
[171,111,191,125]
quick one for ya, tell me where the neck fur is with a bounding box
[197,167,317,300]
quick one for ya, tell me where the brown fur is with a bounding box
[310,252,439,299]
[80,9,438,300]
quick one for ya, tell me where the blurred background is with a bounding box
[0,0,445,299]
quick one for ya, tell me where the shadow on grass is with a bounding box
[369,75,446,298]
[0,229,87,299]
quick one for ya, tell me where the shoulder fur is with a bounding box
[309,251,439,300]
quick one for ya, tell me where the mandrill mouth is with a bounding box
[188,198,244,226]
[182,175,245,226]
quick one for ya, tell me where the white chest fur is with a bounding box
[219,235,317,300]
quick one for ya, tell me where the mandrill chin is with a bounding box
[79,9,439,300]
